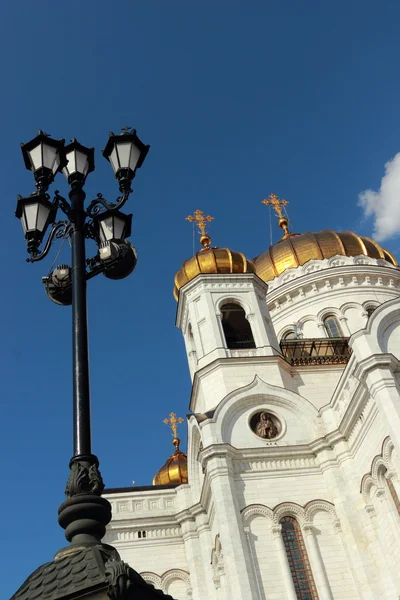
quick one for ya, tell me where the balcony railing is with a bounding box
[280,337,351,366]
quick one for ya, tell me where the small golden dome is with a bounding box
[153,438,188,486]
[174,246,255,300]
[254,230,398,282]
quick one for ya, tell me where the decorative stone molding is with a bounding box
[302,522,315,536]
[271,524,283,538]
[241,499,338,530]
[273,502,305,524]
[234,453,317,474]
[108,525,181,542]
[211,535,224,589]
[141,569,191,596]
[229,348,258,357]
[241,503,274,523]
[141,572,162,589]
[361,436,396,505]
[212,374,321,443]
[267,255,399,297]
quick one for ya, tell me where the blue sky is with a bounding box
[3,0,400,595]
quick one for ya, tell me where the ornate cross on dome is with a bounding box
[186,209,214,235]
[163,412,184,439]
[261,193,288,218]
[262,193,291,239]
[186,209,214,249]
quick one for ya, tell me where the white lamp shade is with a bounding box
[109,141,141,174]
[64,149,90,177]
[98,214,128,242]
[21,201,51,234]
[27,141,61,175]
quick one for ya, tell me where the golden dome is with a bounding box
[174,209,254,300]
[153,438,188,486]
[254,230,398,282]
[174,246,255,300]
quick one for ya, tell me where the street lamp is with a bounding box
[12,129,173,600]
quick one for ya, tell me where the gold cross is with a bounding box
[163,412,184,438]
[186,209,214,236]
[261,193,289,219]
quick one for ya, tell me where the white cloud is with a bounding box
[358,153,400,242]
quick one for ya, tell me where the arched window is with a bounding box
[280,517,319,600]
[221,303,255,349]
[323,315,342,338]
[384,468,400,518]
[365,306,376,318]
[282,330,297,340]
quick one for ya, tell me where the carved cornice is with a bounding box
[352,353,400,381]
[267,259,399,307]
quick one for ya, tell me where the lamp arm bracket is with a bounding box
[27,221,72,263]
[54,190,72,219]
[86,189,132,217]
[84,221,98,241]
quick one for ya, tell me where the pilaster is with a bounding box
[201,447,258,600]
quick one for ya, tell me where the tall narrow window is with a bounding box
[323,315,342,338]
[384,469,400,518]
[280,517,319,600]
[221,303,255,349]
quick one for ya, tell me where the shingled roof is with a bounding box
[11,544,174,600]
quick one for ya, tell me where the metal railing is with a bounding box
[225,332,256,350]
[280,337,351,366]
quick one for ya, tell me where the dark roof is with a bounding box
[11,544,174,600]
[11,546,107,600]
[104,483,179,494]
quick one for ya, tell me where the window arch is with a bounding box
[282,330,297,340]
[384,468,400,517]
[280,517,319,600]
[365,306,377,318]
[323,315,342,338]
[220,303,255,349]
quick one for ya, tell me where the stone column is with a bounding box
[363,504,398,597]
[385,467,400,500]
[302,524,333,600]
[271,525,298,600]
[204,450,258,600]
[180,517,206,600]
[339,315,351,336]
[318,443,377,599]
[196,512,218,600]
[244,526,263,600]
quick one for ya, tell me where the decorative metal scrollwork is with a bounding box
[27,221,72,263]
[54,190,73,219]
[86,188,132,218]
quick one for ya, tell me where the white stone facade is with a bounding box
[104,253,400,599]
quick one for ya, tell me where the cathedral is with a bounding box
[103,195,400,600]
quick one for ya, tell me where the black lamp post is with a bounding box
[12,129,173,600]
